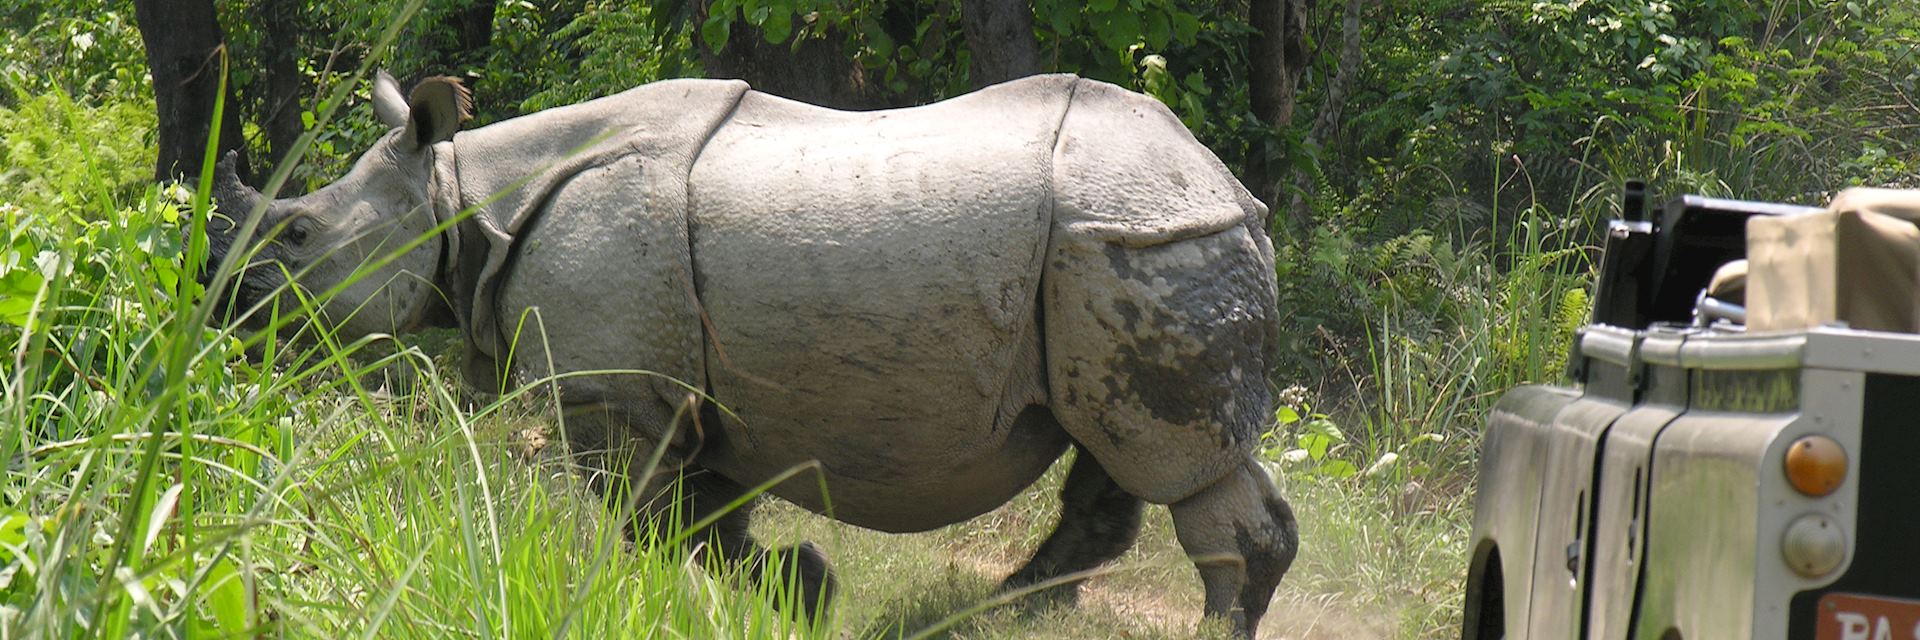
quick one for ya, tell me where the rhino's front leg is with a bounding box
[654,470,837,622]
[1000,445,1145,604]
[562,394,836,621]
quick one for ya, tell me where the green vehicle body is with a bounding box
[1460,188,1920,640]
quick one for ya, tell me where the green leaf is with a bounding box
[762,9,793,44]
[0,270,45,327]
[1296,417,1345,461]
[1299,432,1331,460]
[0,269,41,297]
[702,14,732,51]
[151,259,179,294]
[1095,10,1142,54]
[1171,11,1200,42]
[1050,1,1077,35]
[1143,10,1170,49]
[747,5,770,26]
[0,510,29,564]
[1089,0,1117,12]
[863,19,895,58]
[1318,460,1358,479]
[1183,71,1210,95]
[201,557,250,634]
[1275,405,1300,425]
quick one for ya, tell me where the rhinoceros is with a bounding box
[205,70,1298,637]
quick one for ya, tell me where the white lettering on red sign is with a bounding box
[1832,612,1920,640]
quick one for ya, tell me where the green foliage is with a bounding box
[0,84,843,635]
[1268,400,1360,480]
[517,2,698,113]
[1260,1,1918,496]
[1303,0,1920,240]
[691,0,1264,162]
[0,90,156,216]
[0,1,149,105]
[0,179,265,635]
[698,0,972,98]
[1265,206,1592,484]
[1031,0,1205,84]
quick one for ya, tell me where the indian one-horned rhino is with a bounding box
[205,70,1298,638]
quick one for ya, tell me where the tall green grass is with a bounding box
[0,131,846,640]
[0,16,846,632]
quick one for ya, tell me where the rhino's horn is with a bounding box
[210,150,259,225]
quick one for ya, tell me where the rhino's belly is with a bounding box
[684,82,1073,530]
[704,406,1071,532]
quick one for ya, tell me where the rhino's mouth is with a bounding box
[205,266,289,330]
[197,232,289,330]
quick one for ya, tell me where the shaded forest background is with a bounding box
[4,0,1920,475]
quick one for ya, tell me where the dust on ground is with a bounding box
[955,550,1397,640]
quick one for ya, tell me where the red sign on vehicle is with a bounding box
[1819,594,1920,640]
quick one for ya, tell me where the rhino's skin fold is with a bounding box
[431,78,748,402]
[212,72,1294,639]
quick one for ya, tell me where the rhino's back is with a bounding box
[686,76,1076,524]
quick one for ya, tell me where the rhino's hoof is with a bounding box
[998,572,1081,610]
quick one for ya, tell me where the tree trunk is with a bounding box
[256,0,307,171]
[452,1,496,58]
[134,0,249,182]
[1245,0,1310,230]
[961,0,1040,88]
[1290,0,1364,225]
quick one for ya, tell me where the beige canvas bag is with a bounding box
[1746,188,1920,333]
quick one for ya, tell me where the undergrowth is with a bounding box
[0,50,832,634]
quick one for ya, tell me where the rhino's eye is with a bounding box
[283,219,311,246]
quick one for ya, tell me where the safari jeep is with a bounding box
[1460,183,1920,640]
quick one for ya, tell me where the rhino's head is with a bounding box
[205,71,470,338]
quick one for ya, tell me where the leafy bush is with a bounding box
[516,2,699,113]
[0,2,148,106]
[0,90,156,216]
[1266,206,1592,485]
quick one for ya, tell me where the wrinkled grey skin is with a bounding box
[205,71,1298,638]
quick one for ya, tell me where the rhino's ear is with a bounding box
[399,76,472,152]
[372,70,410,129]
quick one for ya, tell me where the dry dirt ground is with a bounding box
[956,546,1398,639]
[752,482,1420,640]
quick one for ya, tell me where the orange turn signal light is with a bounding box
[1784,435,1847,497]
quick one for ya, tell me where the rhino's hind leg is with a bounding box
[1000,445,1145,603]
[1168,458,1297,639]
[1042,223,1292,636]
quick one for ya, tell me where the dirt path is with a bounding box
[955,552,1396,640]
